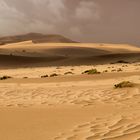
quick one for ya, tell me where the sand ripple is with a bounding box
[0,82,139,108]
[53,115,140,140]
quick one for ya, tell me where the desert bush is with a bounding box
[111,69,116,72]
[117,68,123,72]
[50,73,58,77]
[117,60,129,63]
[122,65,128,67]
[41,75,49,78]
[0,76,12,80]
[114,81,134,88]
[82,69,101,75]
[64,72,74,75]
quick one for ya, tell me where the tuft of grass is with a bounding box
[41,75,49,78]
[50,73,59,77]
[114,81,134,88]
[82,69,101,75]
[0,76,12,80]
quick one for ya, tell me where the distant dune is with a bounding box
[0,33,76,45]
[0,36,140,68]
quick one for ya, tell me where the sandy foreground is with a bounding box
[0,38,140,140]
[0,63,139,140]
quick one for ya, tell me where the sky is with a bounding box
[0,0,140,46]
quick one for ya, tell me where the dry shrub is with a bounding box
[114,81,134,88]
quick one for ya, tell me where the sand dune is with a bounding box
[1,41,140,52]
[0,33,76,45]
[0,41,140,68]
[0,33,42,45]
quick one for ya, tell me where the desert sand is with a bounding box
[0,40,140,140]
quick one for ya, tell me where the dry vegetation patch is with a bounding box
[82,69,101,75]
[114,81,134,88]
[41,75,49,78]
[50,73,59,77]
[64,72,74,75]
[0,76,12,80]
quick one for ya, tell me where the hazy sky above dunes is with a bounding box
[0,0,140,45]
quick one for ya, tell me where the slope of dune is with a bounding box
[0,41,140,68]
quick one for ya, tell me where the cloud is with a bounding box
[0,0,140,46]
[0,0,100,36]
[75,1,100,20]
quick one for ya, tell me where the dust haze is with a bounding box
[0,0,140,45]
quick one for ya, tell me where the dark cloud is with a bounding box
[0,0,140,46]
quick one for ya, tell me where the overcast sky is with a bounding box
[0,0,140,45]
